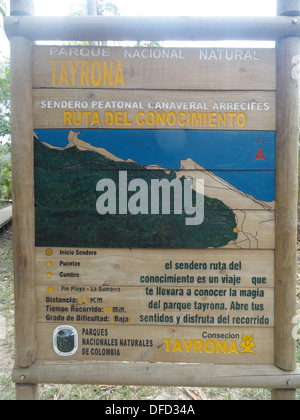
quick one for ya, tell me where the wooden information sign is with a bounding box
[32,45,276,366]
[6,0,300,401]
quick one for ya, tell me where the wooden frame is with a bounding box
[12,362,300,389]
[4,15,300,42]
[10,35,36,369]
[6,0,300,400]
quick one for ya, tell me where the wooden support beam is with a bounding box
[4,15,300,42]
[12,363,300,389]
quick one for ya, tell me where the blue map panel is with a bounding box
[35,129,275,202]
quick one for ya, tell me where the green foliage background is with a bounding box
[0,56,11,200]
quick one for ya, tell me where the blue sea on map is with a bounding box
[34,129,275,202]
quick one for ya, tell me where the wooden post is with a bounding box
[87,0,97,16]
[15,383,39,401]
[10,0,38,400]
[278,0,300,15]
[87,0,98,46]
[274,0,300,400]
[10,0,34,16]
[271,388,298,400]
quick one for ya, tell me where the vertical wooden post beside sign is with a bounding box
[274,0,300,400]
[9,0,38,401]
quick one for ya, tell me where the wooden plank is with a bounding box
[34,167,275,211]
[33,89,276,131]
[35,248,274,288]
[177,170,274,209]
[34,132,275,250]
[5,15,300,43]
[225,210,274,250]
[34,209,274,250]
[34,159,275,210]
[10,36,37,368]
[0,205,12,229]
[32,46,276,91]
[36,285,274,326]
[13,362,300,389]
[35,324,274,365]
[33,129,276,171]
[34,127,275,248]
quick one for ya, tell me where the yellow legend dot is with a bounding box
[233,228,238,233]
[47,272,52,278]
[47,261,52,267]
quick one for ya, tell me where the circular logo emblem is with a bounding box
[53,325,78,357]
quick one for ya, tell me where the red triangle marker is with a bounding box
[254,147,265,161]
